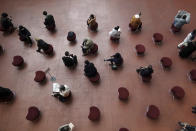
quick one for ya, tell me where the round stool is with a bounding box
[118,87,129,100]
[12,56,24,67]
[88,106,100,121]
[161,57,172,68]
[26,106,40,121]
[171,86,185,99]
[34,71,46,83]
[146,105,160,119]
[90,44,98,54]
[89,73,100,83]
[44,44,53,55]
[153,33,163,43]
[67,31,76,42]
[189,69,196,81]
[135,44,145,55]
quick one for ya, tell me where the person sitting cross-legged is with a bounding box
[0,12,14,33]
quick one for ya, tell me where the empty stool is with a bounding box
[67,31,76,42]
[26,106,40,121]
[189,69,196,81]
[44,44,53,55]
[146,105,160,119]
[89,73,100,83]
[171,86,185,99]
[153,33,163,44]
[90,44,98,54]
[161,57,172,68]
[118,87,129,100]
[34,71,46,83]
[135,44,145,55]
[12,56,24,67]
[88,106,101,121]
[119,128,129,131]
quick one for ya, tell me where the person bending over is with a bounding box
[35,38,50,53]
[109,26,121,40]
[81,38,94,55]
[179,41,196,60]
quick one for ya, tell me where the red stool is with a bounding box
[171,86,185,99]
[146,105,160,119]
[67,32,76,42]
[142,75,152,82]
[88,106,101,121]
[34,71,46,83]
[89,73,100,83]
[135,44,145,55]
[12,56,24,67]
[189,69,196,81]
[171,24,181,33]
[44,44,53,55]
[26,106,40,121]
[119,128,129,131]
[161,57,172,68]
[90,44,98,54]
[118,87,129,100]
[153,33,163,43]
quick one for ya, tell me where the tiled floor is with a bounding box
[0,0,196,130]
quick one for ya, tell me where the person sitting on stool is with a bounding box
[0,12,14,33]
[109,26,121,40]
[18,25,32,45]
[136,65,154,78]
[35,38,50,53]
[0,86,14,103]
[43,11,56,31]
[62,51,77,68]
[52,83,71,102]
[104,53,123,70]
[84,60,98,78]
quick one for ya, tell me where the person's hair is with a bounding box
[182,15,187,19]
[65,51,69,56]
[192,29,196,35]
[43,11,47,16]
[114,53,121,58]
[60,85,65,91]
[1,13,8,17]
[19,25,23,29]
[90,14,94,18]
[114,26,119,30]
[85,60,89,65]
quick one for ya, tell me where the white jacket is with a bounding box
[109,28,121,39]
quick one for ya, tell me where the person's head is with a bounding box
[114,26,119,31]
[68,31,74,36]
[43,11,48,16]
[90,14,94,19]
[60,85,65,92]
[85,60,90,65]
[60,126,70,131]
[148,65,152,69]
[114,53,121,58]
[19,25,23,30]
[192,29,196,36]
[182,15,187,20]
[65,51,69,56]
[1,13,8,17]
